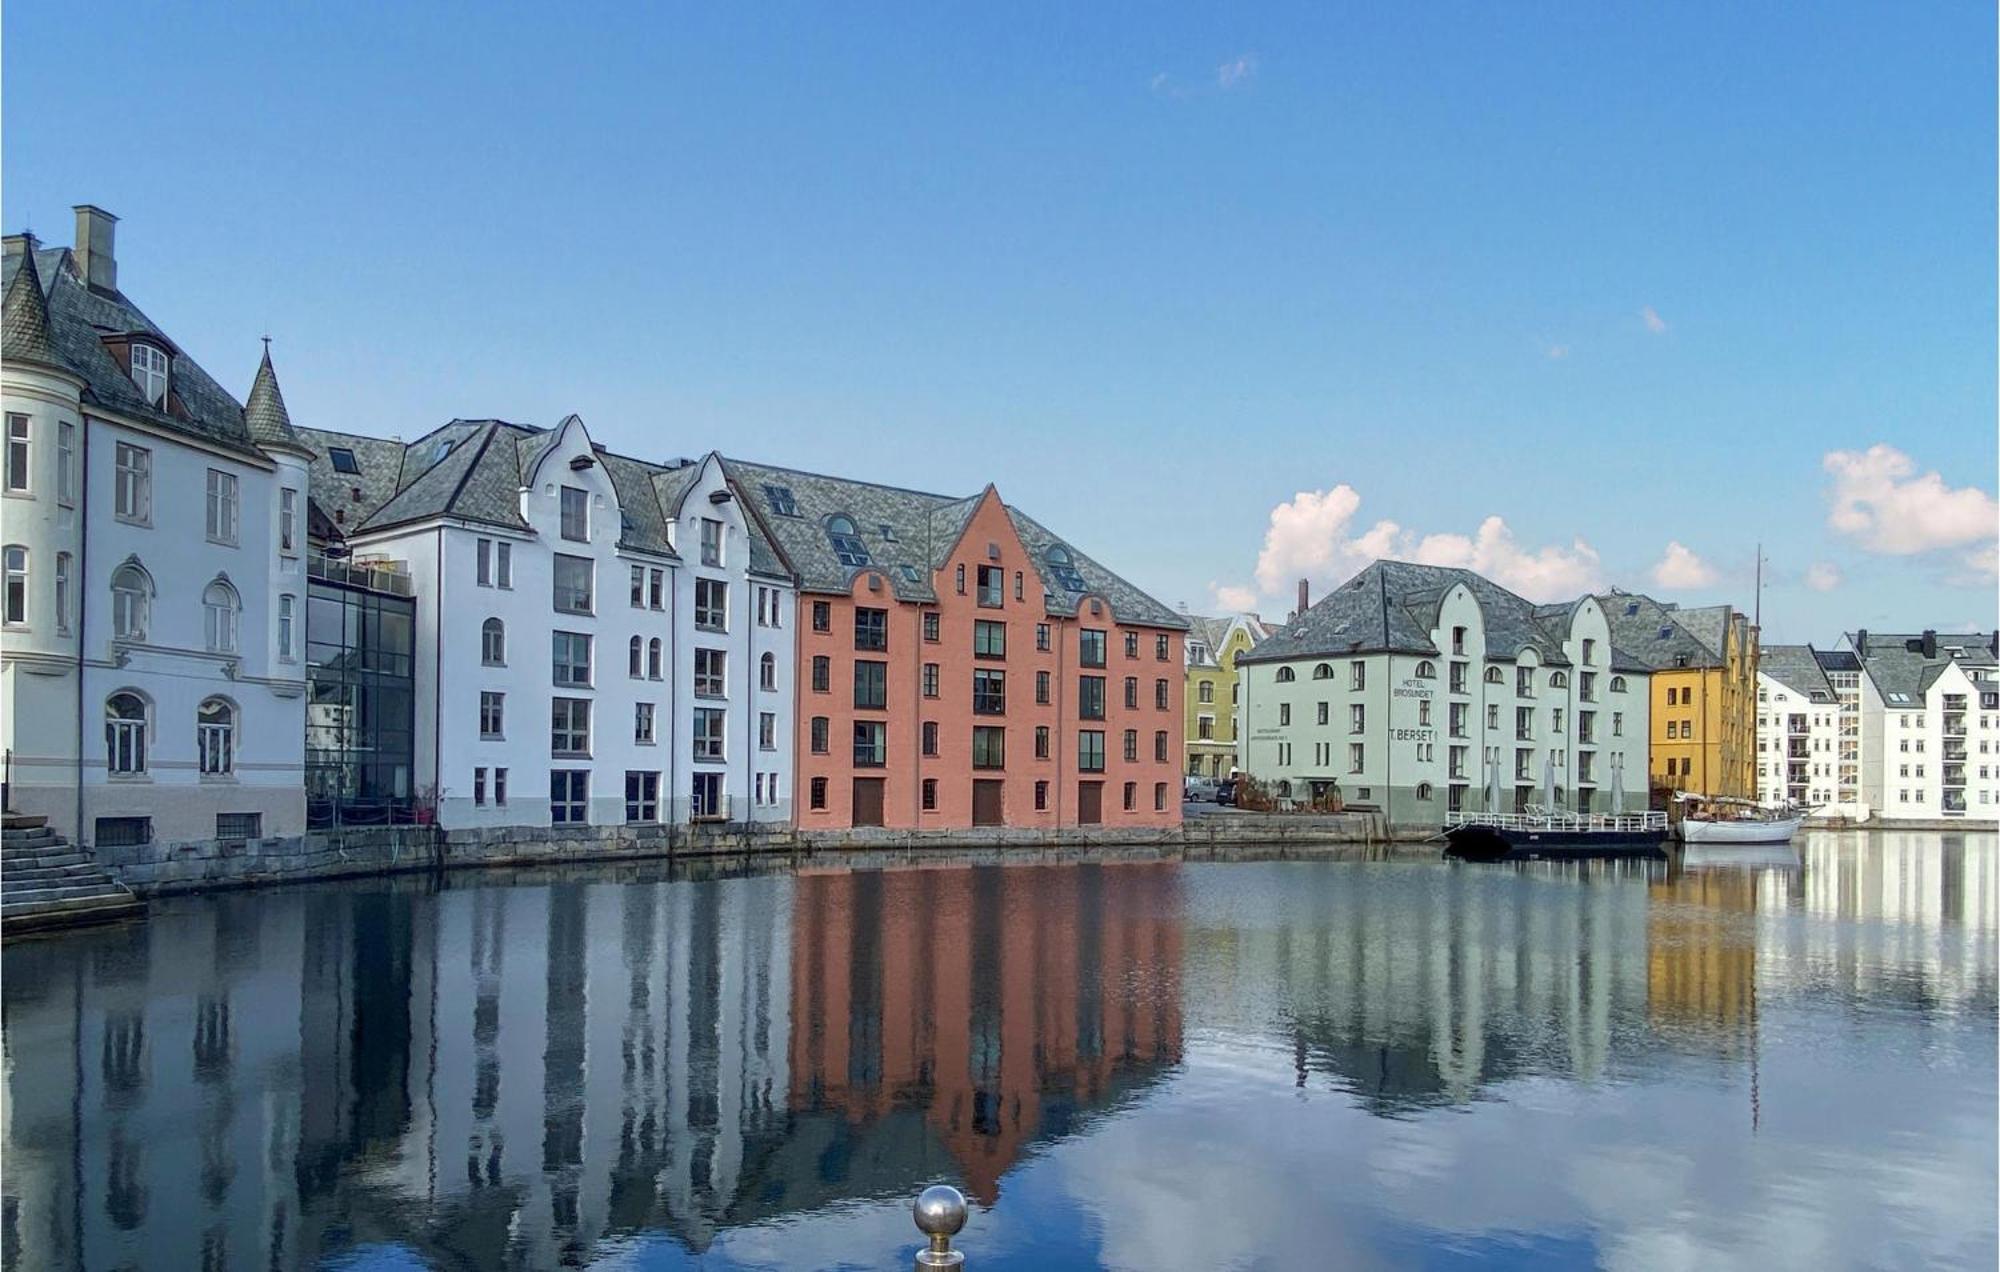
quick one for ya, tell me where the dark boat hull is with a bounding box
[1444,824,1669,862]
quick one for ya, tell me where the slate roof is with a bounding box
[1185,615,1232,666]
[243,346,314,457]
[722,459,1187,628]
[1760,644,1836,701]
[1853,631,1999,705]
[1240,561,1606,666]
[2,243,58,368]
[4,242,274,461]
[1814,649,1861,674]
[1598,591,1726,671]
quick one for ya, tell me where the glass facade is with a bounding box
[306,559,416,827]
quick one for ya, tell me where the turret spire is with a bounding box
[243,340,315,458]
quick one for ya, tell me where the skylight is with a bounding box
[329,447,360,475]
[827,514,870,568]
[900,564,921,583]
[1044,544,1087,593]
[763,484,800,517]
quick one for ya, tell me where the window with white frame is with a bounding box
[700,518,724,567]
[278,594,297,660]
[4,414,28,491]
[628,635,644,678]
[114,443,151,523]
[205,469,239,545]
[760,711,776,750]
[760,651,777,691]
[695,578,728,631]
[197,698,235,775]
[551,770,589,823]
[551,698,592,755]
[552,631,592,686]
[1,545,24,625]
[130,344,169,406]
[693,708,726,761]
[57,421,74,506]
[479,691,505,738]
[203,578,241,653]
[280,488,299,554]
[647,637,663,679]
[695,648,727,697]
[106,693,148,775]
[625,770,659,823]
[635,702,656,744]
[553,554,593,614]
[111,562,150,639]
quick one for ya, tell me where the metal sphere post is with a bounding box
[912,1184,968,1269]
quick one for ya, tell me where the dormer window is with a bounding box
[1044,544,1087,593]
[130,343,169,407]
[827,515,870,568]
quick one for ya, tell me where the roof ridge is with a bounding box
[725,455,962,503]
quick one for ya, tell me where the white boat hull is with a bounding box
[1679,816,1802,845]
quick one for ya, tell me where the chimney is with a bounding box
[1297,578,1310,616]
[73,204,118,292]
[1,231,34,261]
[1855,628,1868,655]
[1922,629,1937,659]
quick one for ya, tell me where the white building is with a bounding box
[1846,629,1999,824]
[2,207,308,848]
[1754,645,1854,816]
[298,415,795,829]
[1237,562,1652,826]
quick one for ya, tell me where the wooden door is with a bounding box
[852,778,885,827]
[972,780,1004,827]
[1077,781,1103,825]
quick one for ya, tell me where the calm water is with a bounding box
[2,832,1994,1271]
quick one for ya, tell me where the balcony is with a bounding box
[1944,742,1968,762]
[309,551,413,596]
[1942,764,1966,787]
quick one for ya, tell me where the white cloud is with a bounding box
[1247,484,1604,603]
[1217,53,1258,88]
[1209,582,1259,612]
[1640,306,1668,334]
[1649,541,1718,590]
[1823,444,1998,579]
[1803,561,1843,592]
[1546,343,1570,360]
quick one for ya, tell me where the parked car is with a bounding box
[1215,778,1240,807]
[1184,777,1219,802]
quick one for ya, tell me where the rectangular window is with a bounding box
[625,770,660,822]
[477,538,492,586]
[495,767,508,805]
[694,708,727,761]
[757,585,780,626]
[553,554,594,614]
[810,777,828,809]
[114,443,151,523]
[1154,782,1167,811]
[551,770,589,824]
[1034,780,1048,811]
[1080,629,1107,668]
[1035,725,1050,758]
[560,486,590,541]
[552,698,592,755]
[854,607,888,651]
[700,517,724,566]
[810,716,829,754]
[56,421,74,506]
[853,720,887,767]
[4,414,27,491]
[695,578,728,630]
[812,655,830,692]
[973,726,1006,769]
[1199,681,1214,704]
[631,564,647,607]
[1349,742,1364,774]
[277,594,296,660]
[1123,730,1138,762]
[95,816,152,848]
[1155,679,1169,710]
[635,702,656,744]
[974,619,1006,659]
[1450,662,1467,694]
[922,778,938,811]
[1198,715,1214,740]
[1350,703,1365,734]
[651,568,667,610]
[2,546,24,625]
[1155,731,1169,762]
[695,647,727,697]
[473,767,486,806]
[279,487,299,554]
[923,663,940,698]
[1036,623,1051,652]
[923,611,940,642]
[1079,675,1106,719]
[553,631,593,686]
[973,669,1006,715]
[1078,730,1106,773]
[1037,671,1051,705]
[205,469,239,544]
[1125,632,1140,660]
[1122,781,1137,811]
[1350,660,1366,691]
[814,601,832,632]
[1279,703,1291,726]
[854,659,888,709]
[923,720,940,756]
[1124,677,1139,709]
[760,711,776,750]
[1317,701,1330,726]
[53,551,70,634]
[480,691,505,738]
[1157,634,1171,661]
[977,564,1004,607]
[215,813,262,842]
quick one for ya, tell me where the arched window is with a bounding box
[1277,780,1292,798]
[1275,666,1296,683]
[130,343,170,407]
[1043,544,1087,593]
[760,651,777,691]
[197,697,235,775]
[2,544,25,626]
[1414,660,1436,679]
[482,618,506,665]
[647,637,663,679]
[202,578,240,653]
[1312,663,1334,680]
[111,562,152,640]
[1483,666,1504,684]
[1610,675,1628,693]
[826,515,870,567]
[106,692,148,775]
[1415,782,1434,801]
[628,635,644,678]
[1549,671,1568,689]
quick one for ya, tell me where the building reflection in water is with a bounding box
[0,836,1990,1269]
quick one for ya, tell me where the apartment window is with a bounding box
[114,443,151,523]
[1449,662,1468,694]
[202,579,240,653]
[648,638,664,679]
[974,619,1006,658]
[810,777,828,810]
[53,552,70,635]
[1015,571,1024,601]
[1122,632,1138,660]
[481,617,506,666]
[629,637,646,678]
[812,655,830,692]
[1516,706,1534,739]
[1034,780,1049,811]
[197,698,235,775]
[1,546,23,625]
[1078,730,1106,773]
[919,662,940,698]
[551,770,589,824]
[106,693,148,775]
[1157,635,1171,661]
[853,720,887,767]
[1487,703,1500,730]
[475,538,512,588]
[56,421,74,506]
[977,564,1004,607]
[922,778,938,811]
[854,660,888,709]
[973,726,1006,769]
[760,711,777,751]
[759,651,777,691]
[1035,670,1050,705]
[1123,729,1139,762]
[972,669,1006,715]
[757,585,781,626]
[1034,725,1051,758]
[1279,704,1291,726]
[1154,730,1171,762]
[693,708,727,761]
[1155,679,1170,710]
[277,594,296,660]
[1349,743,1365,774]
[1198,715,1214,740]
[625,771,660,822]
[552,698,591,755]
[1123,677,1139,709]
[813,601,832,632]
[630,565,647,607]
[205,469,239,544]
[473,768,487,806]
[1199,681,1214,705]
[131,343,169,405]
[854,607,888,651]
[701,517,724,566]
[955,564,966,594]
[1122,781,1137,811]
[560,486,590,541]
[553,631,592,686]
[1036,623,1051,652]
[635,702,656,744]
[2,414,27,492]
[1350,703,1365,734]
[1080,629,1107,667]
[923,720,939,756]
[923,611,940,642]
[553,554,594,614]
[693,578,728,631]
[278,487,299,555]
[480,691,505,738]
[811,716,829,753]
[695,647,728,697]
[493,767,508,805]
[1079,675,1106,720]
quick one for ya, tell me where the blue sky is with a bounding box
[6,3,1993,642]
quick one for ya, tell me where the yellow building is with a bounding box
[1603,594,1760,799]
[1184,615,1271,778]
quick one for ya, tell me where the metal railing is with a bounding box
[308,552,414,596]
[1449,809,1668,834]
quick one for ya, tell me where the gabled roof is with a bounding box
[1241,561,1590,666]
[1852,631,1999,705]
[1598,591,1726,671]
[1760,644,1837,701]
[2,243,270,461]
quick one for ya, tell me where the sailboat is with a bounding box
[1677,794,1804,845]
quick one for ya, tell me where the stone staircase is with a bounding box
[2,815,145,936]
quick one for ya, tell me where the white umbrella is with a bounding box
[1486,748,1503,813]
[1611,753,1625,815]
[1542,749,1557,811]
